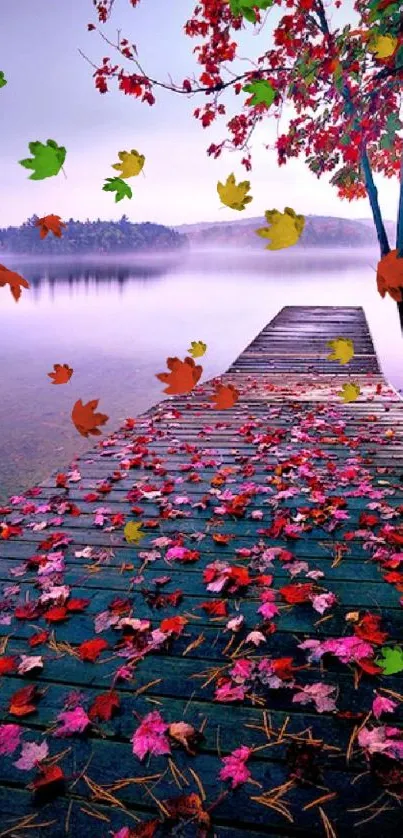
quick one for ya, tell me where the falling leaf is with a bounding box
[376,249,403,302]
[19,139,66,180]
[0,264,30,302]
[217,173,253,211]
[14,740,49,770]
[124,521,145,544]
[211,383,240,410]
[256,207,305,250]
[88,690,120,721]
[35,214,67,239]
[71,398,109,437]
[0,71,7,88]
[327,337,355,365]
[243,79,276,107]
[188,340,207,358]
[156,356,202,395]
[339,382,361,403]
[112,149,145,178]
[376,646,403,675]
[47,363,73,384]
[369,33,397,59]
[102,177,133,202]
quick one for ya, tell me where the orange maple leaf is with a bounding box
[71,398,109,438]
[47,363,74,384]
[0,263,30,302]
[211,383,240,409]
[35,214,67,239]
[376,249,403,302]
[156,356,202,395]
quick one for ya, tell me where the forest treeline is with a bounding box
[0,215,185,254]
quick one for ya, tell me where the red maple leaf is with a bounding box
[78,638,109,662]
[279,583,315,604]
[0,656,18,675]
[201,600,227,616]
[44,605,69,623]
[88,690,120,721]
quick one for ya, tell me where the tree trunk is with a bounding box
[360,147,390,256]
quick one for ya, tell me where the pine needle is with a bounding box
[182,632,205,656]
[134,678,162,696]
[304,792,337,811]
[79,806,111,823]
[188,766,206,801]
[319,807,338,838]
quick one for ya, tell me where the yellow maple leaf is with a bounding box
[124,521,145,544]
[368,34,397,59]
[112,149,145,179]
[217,173,253,211]
[255,207,305,250]
[327,337,355,365]
[339,383,361,403]
[188,340,207,358]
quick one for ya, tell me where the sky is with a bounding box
[0,0,400,227]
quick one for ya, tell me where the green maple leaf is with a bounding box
[243,80,276,107]
[19,139,66,180]
[0,71,7,88]
[229,0,274,23]
[380,112,403,150]
[102,177,133,203]
[376,645,403,675]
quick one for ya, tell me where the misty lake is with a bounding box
[1,246,402,502]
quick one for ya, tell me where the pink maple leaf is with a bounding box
[54,707,91,737]
[0,724,21,756]
[372,695,398,720]
[292,683,337,713]
[13,740,49,769]
[219,745,252,788]
[131,711,171,761]
[358,725,403,760]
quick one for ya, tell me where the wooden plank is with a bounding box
[1,306,403,837]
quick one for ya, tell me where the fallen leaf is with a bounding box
[88,690,120,721]
[29,763,64,800]
[9,685,40,717]
[71,398,109,437]
[54,707,91,737]
[14,740,49,770]
[131,710,171,760]
[124,521,145,544]
[156,356,202,395]
[376,646,403,675]
[376,249,403,302]
[78,638,109,662]
[188,340,207,358]
[339,382,361,403]
[211,383,240,409]
[19,139,66,180]
[112,149,145,178]
[47,363,73,384]
[255,207,305,250]
[168,721,203,755]
[0,724,21,756]
[327,337,355,365]
[217,173,253,210]
[219,745,252,788]
[102,177,133,202]
[0,264,30,302]
[35,215,66,239]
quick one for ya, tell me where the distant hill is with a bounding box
[0,216,184,255]
[175,214,397,248]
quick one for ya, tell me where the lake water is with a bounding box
[1,246,402,502]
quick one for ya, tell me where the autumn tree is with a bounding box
[84,0,403,322]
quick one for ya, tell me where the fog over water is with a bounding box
[0,246,402,501]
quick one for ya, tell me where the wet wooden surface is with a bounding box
[1,306,403,838]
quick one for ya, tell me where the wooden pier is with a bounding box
[0,306,403,837]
